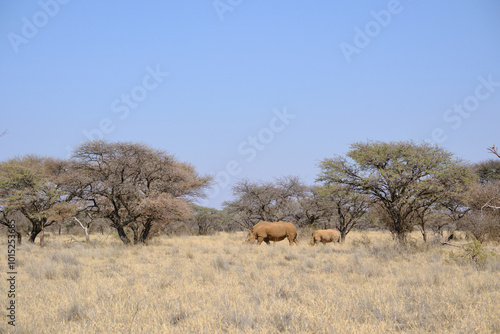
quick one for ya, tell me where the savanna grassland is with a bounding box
[1,231,499,334]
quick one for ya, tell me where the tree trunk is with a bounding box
[390,216,409,244]
[130,225,139,244]
[140,222,152,243]
[84,227,90,243]
[40,229,45,247]
[28,224,42,243]
[74,217,91,243]
[447,221,457,241]
[417,221,427,242]
[396,232,407,244]
[116,225,131,244]
[340,230,347,243]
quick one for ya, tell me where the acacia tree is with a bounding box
[0,156,73,243]
[411,199,439,242]
[189,205,232,235]
[293,187,323,228]
[314,184,371,242]
[462,181,500,241]
[459,145,500,242]
[65,140,211,244]
[408,161,476,242]
[433,163,476,240]
[475,159,500,184]
[317,141,470,243]
[223,176,307,229]
[482,145,500,212]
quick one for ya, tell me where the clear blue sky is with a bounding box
[1,0,499,208]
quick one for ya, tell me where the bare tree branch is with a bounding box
[74,217,91,243]
[481,197,500,213]
[488,144,500,159]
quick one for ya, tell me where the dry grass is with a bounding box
[1,231,499,333]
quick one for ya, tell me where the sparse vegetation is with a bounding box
[447,239,499,270]
[2,140,500,332]
[1,231,498,333]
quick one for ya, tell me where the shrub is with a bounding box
[448,240,498,269]
[459,213,500,242]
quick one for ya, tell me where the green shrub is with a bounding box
[448,240,498,269]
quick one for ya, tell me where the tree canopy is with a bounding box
[0,155,73,243]
[64,140,212,244]
[317,141,475,242]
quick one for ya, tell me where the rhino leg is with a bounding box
[287,234,298,246]
[310,236,317,246]
[309,238,315,246]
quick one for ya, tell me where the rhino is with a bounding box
[246,221,299,246]
[310,229,341,246]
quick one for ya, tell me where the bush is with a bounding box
[459,213,500,242]
[448,240,498,269]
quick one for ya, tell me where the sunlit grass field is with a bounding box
[1,230,499,333]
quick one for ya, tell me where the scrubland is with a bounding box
[1,231,499,333]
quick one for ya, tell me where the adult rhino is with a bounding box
[246,221,299,246]
[310,229,341,246]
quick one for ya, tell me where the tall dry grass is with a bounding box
[1,231,499,333]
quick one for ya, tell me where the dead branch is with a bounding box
[441,242,475,248]
[441,242,463,248]
[74,217,86,229]
[74,217,91,243]
[481,197,500,215]
[488,144,500,159]
[68,236,83,243]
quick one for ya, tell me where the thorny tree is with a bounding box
[433,162,477,240]
[224,176,307,229]
[462,144,500,241]
[483,145,500,211]
[65,140,211,244]
[317,141,472,243]
[0,156,73,243]
[190,205,232,235]
[314,184,371,242]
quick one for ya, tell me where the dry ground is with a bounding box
[1,230,499,333]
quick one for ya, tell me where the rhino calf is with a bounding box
[310,229,341,246]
